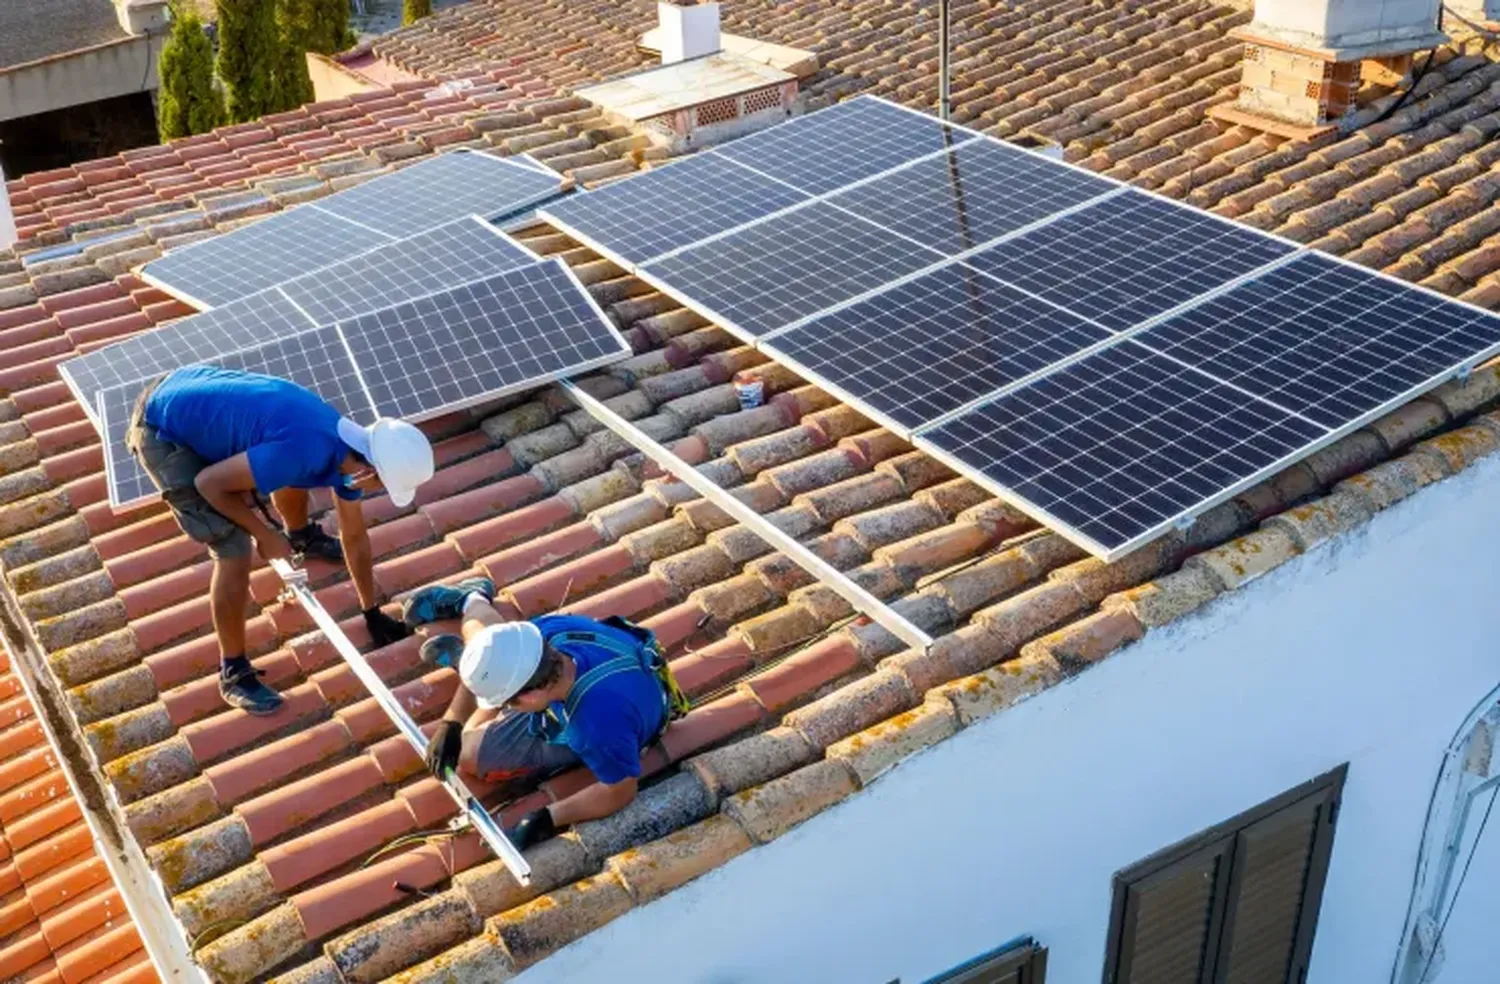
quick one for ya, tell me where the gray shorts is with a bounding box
[127,380,252,560]
[469,712,580,785]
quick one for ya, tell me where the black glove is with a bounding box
[507,807,557,850]
[425,719,462,777]
[364,607,411,648]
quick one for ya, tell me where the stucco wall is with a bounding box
[524,454,1500,984]
[0,36,158,122]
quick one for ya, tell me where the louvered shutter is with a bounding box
[1215,786,1338,984]
[1112,839,1232,984]
[933,942,1048,983]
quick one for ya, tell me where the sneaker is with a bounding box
[403,576,496,628]
[288,524,343,563]
[420,633,464,669]
[219,660,284,716]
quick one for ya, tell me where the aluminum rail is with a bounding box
[269,558,532,884]
[563,383,934,653]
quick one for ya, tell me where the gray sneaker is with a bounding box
[402,576,496,628]
[220,660,284,716]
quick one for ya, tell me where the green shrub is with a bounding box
[402,0,432,26]
[156,4,225,140]
[216,0,278,122]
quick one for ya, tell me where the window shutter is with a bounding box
[1215,786,1338,984]
[931,941,1047,983]
[1112,839,1232,984]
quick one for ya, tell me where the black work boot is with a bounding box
[288,523,343,562]
[220,656,284,716]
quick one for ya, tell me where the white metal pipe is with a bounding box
[562,382,934,653]
[269,559,532,884]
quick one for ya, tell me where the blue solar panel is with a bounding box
[966,190,1294,331]
[539,153,812,266]
[767,262,1110,433]
[315,150,560,238]
[825,139,1116,255]
[715,96,969,194]
[1134,252,1500,428]
[919,342,1328,556]
[142,206,386,309]
[642,201,942,338]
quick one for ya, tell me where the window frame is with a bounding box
[926,936,1049,984]
[1102,764,1347,984]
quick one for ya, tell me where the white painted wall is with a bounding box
[524,454,1500,984]
[0,163,15,250]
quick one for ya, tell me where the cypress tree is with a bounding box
[402,0,432,26]
[216,0,278,122]
[269,0,314,113]
[156,4,224,140]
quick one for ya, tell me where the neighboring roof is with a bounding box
[0,649,157,983]
[4,2,1500,982]
[0,0,131,72]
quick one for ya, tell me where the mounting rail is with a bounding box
[269,558,532,884]
[563,382,934,653]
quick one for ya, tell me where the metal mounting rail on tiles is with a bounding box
[564,383,934,653]
[269,558,532,884]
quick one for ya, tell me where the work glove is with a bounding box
[364,607,411,648]
[507,807,557,850]
[425,719,463,778]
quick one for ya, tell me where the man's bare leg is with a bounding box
[211,554,252,661]
[272,487,344,562]
[270,488,310,530]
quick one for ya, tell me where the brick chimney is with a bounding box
[1211,0,1449,136]
[657,1,721,65]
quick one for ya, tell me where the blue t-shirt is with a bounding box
[145,366,360,500]
[535,614,666,785]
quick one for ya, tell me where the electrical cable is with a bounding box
[1417,783,1497,983]
[1443,5,1500,40]
[1373,48,1439,126]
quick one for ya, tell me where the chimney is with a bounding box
[657,1,721,65]
[1211,0,1449,136]
[0,164,16,253]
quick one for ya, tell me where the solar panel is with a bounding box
[341,260,630,419]
[539,153,812,266]
[767,262,1111,434]
[1133,252,1500,428]
[314,150,560,239]
[918,342,1328,557]
[279,217,535,325]
[61,290,318,424]
[142,206,386,309]
[965,190,1295,331]
[642,201,942,338]
[98,384,157,508]
[214,327,377,424]
[714,97,970,194]
[825,139,1117,255]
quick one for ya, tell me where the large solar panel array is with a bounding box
[141,151,560,308]
[539,95,1500,560]
[62,217,535,428]
[100,260,629,508]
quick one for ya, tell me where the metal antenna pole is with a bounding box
[270,559,532,884]
[938,0,952,122]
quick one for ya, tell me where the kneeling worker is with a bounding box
[410,577,689,849]
[128,366,436,714]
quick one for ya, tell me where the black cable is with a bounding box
[1373,48,1439,126]
[1418,783,1497,983]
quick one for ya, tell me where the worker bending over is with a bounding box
[127,366,435,714]
[411,577,689,848]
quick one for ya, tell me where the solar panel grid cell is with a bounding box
[98,385,155,507]
[966,190,1295,331]
[767,262,1111,433]
[920,342,1329,551]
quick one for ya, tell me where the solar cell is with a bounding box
[539,153,812,266]
[966,190,1294,331]
[214,326,377,424]
[62,290,318,425]
[767,263,1111,433]
[715,96,970,194]
[98,384,156,508]
[280,217,536,325]
[315,150,560,238]
[918,342,1328,557]
[643,201,942,338]
[1134,252,1500,428]
[340,260,629,419]
[826,139,1117,255]
[142,206,386,309]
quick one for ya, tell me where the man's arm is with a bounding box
[333,496,378,611]
[194,454,290,558]
[548,776,637,827]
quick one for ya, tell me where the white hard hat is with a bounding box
[364,418,434,507]
[460,621,545,708]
